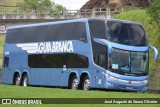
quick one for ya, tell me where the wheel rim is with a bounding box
[72,78,78,90]
[84,79,90,90]
[23,76,28,87]
[15,76,20,86]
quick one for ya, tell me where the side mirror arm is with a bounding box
[149,45,158,60]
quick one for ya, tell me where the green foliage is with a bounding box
[54,4,67,11]
[16,0,67,11]
[147,0,160,31]
[17,0,54,11]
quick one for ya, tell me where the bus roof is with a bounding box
[88,18,140,25]
[7,18,88,30]
[7,18,141,30]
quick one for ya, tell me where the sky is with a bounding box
[53,0,89,10]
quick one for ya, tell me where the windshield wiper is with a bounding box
[132,70,144,73]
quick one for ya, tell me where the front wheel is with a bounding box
[82,76,90,91]
[22,74,28,87]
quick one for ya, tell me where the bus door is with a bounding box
[95,52,106,88]
[96,68,105,88]
[2,56,10,83]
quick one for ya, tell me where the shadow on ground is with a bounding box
[148,89,160,94]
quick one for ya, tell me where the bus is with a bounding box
[1,18,158,92]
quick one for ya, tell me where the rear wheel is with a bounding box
[22,74,28,87]
[71,76,79,90]
[82,76,90,91]
[13,74,21,86]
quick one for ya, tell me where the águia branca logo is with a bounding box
[16,41,74,53]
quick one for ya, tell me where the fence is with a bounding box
[0,8,123,19]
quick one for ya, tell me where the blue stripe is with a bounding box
[111,42,149,51]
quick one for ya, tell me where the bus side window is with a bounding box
[3,56,9,68]
[98,54,105,68]
[93,53,97,63]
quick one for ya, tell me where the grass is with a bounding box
[0,0,22,11]
[1,85,160,98]
[0,34,4,68]
[0,84,160,107]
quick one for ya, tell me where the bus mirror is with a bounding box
[93,38,112,54]
[80,38,87,42]
[149,45,158,60]
[102,39,112,54]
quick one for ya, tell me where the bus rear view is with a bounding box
[1,18,158,92]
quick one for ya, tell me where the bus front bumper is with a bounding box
[104,78,148,92]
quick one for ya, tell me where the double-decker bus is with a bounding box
[1,18,158,92]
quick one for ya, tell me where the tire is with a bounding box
[13,74,21,86]
[82,76,90,91]
[70,76,79,90]
[22,74,28,87]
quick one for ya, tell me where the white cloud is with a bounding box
[53,0,89,10]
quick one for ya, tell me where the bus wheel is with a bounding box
[71,76,79,90]
[13,74,21,86]
[22,74,28,87]
[82,76,90,91]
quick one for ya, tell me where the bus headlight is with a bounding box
[141,80,148,84]
[109,75,118,80]
[102,72,118,80]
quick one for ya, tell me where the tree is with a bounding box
[17,0,66,11]
[147,0,160,31]
[54,4,67,11]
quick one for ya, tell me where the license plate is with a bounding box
[126,87,133,90]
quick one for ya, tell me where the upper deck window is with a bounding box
[107,21,148,46]
[6,22,87,43]
[89,20,106,39]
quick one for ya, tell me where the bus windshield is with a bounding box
[107,21,148,46]
[109,48,149,76]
